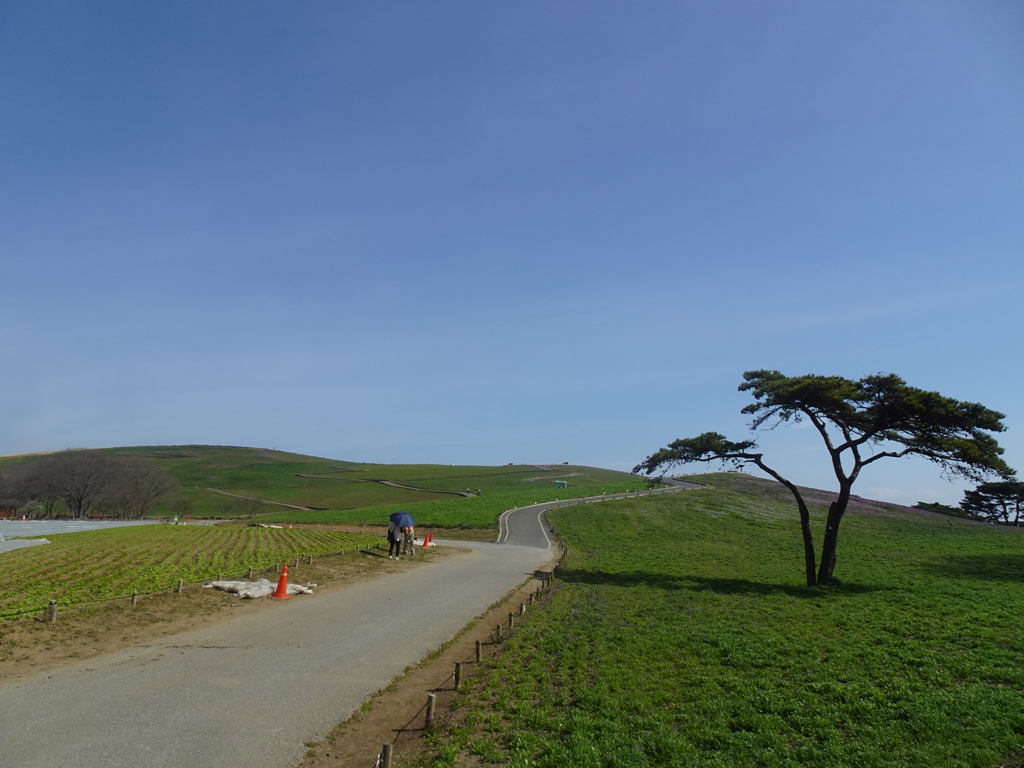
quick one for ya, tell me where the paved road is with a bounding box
[497,477,703,546]
[0,526,552,768]
[0,482,702,768]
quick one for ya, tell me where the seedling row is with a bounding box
[0,525,379,618]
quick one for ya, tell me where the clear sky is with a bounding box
[2,1,1022,506]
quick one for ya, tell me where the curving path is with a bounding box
[199,487,316,511]
[375,480,475,497]
[0,479,702,768]
[0,518,551,768]
[497,477,703,546]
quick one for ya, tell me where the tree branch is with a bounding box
[860,448,912,467]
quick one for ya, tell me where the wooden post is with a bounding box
[275,562,280,572]
[508,612,514,629]
[520,602,526,615]
[131,591,138,607]
[47,599,57,623]
[426,693,436,724]
[476,640,482,663]
[176,579,184,593]
[496,623,502,641]
[455,662,463,690]
[529,592,535,605]
[218,573,223,582]
[381,742,393,768]
[309,554,314,565]
[248,568,254,579]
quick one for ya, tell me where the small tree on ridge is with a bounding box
[960,481,1024,526]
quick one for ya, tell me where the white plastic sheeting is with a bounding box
[0,538,51,553]
[202,579,316,599]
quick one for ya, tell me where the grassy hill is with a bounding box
[417,472,1024,767]
[0,445,643,529]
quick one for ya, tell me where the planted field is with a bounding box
[0,525,379,618]
[421,474,1024,767]
[260,479,651,529]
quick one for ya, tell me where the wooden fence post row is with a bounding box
[34,545,363,621]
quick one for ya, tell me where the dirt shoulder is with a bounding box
[293,550,559,768]
[0,535,461,685]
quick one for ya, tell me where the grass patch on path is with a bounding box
[414,474,1024,767]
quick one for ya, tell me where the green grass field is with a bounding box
[417,473,1024,768]
[0,525,380,618]
[1,445,639,523]
[257,479,652,529]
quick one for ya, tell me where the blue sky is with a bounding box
[2,1,1022,505]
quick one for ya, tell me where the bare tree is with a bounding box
[11,462,62,517]
[233,494,267,519]
[103,457,180,519]
[37,450,119,519]
[0,469,20,516]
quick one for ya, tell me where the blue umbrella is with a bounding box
[389,511,415,529]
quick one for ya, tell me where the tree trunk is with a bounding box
[785,485,817,587]
[754,460,817,587]
[816,498,848,585]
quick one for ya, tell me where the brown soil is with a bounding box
[294,552,558,768]
[0,533,456,685]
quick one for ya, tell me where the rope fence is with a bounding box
[373,548,567,768]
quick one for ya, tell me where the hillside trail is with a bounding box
[0,480,701,768]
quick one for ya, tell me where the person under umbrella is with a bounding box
[388,511,415,559]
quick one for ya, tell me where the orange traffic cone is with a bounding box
[422,531,433,547]
[272,562,292,599]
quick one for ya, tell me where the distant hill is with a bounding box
[0,445,638,522]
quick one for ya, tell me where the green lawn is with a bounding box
[417,473,1024,768]
[258,479,652,529]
